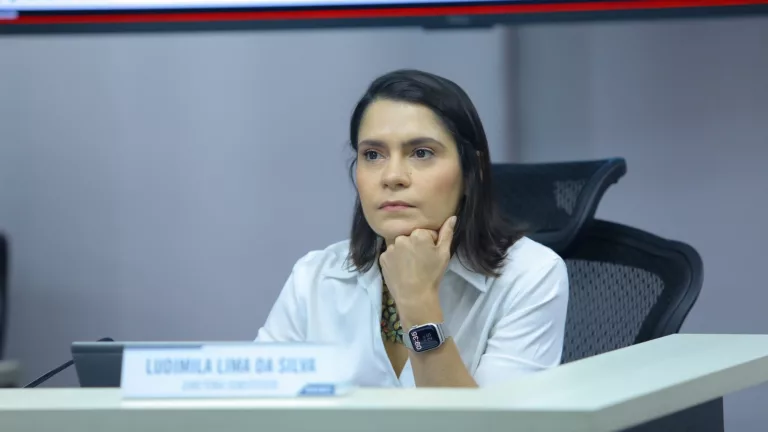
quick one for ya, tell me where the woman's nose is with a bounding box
[381,158,410,189]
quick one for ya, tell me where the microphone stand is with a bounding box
[24,360,73,388]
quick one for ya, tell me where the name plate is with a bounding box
[121,343,352,399]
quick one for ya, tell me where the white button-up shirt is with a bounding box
[255,236,569,388]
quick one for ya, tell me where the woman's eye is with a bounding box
[413,148,434,159]
[363,150,381,161]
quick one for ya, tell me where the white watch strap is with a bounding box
[404,331,414,350]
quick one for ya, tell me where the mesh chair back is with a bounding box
[491,158,626,253]
[561,220,703,363]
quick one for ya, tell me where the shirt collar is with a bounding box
[356,250,489,293]
[448,254,489,293]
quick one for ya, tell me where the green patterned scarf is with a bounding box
[380,281,404,344]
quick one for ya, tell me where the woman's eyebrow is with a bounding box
[358,137,445,149]
[403,137,445,149]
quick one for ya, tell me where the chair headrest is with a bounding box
[491,158,627,253]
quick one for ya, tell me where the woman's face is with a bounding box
[355,99,463,244]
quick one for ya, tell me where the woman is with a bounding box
[256,69,569,388]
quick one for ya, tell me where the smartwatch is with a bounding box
[403,322,448,353]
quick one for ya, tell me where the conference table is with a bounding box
[2,333,768,432]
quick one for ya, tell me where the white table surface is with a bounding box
[2,333,768,432]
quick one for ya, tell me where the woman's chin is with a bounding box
[376,221,434,240]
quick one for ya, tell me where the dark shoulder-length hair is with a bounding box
[347,69,523,277]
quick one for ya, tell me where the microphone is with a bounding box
[23,337,114,388]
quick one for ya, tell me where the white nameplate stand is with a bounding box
[120,343,352,399]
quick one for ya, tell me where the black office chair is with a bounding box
[491,157,703,358]
[492,157,712,431]
[0,232,8,360]
[561,222,709,431]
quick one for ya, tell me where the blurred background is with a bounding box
[0,4,766,430]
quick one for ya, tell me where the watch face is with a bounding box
[408,324,441,352]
